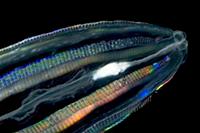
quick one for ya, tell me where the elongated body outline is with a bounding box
[0,20,188,133]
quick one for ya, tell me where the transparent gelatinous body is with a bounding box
[0,20,188,133]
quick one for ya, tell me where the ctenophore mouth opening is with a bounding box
[173,31,188,64]
[173,31,187,42]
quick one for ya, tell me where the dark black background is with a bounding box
[0,1,197,132]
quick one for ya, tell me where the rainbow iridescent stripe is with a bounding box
[0,37,154,89]
[17,59,165,133]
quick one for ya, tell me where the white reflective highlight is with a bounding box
[92,62,131,80]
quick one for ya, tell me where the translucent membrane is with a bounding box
[0,20,187,133]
